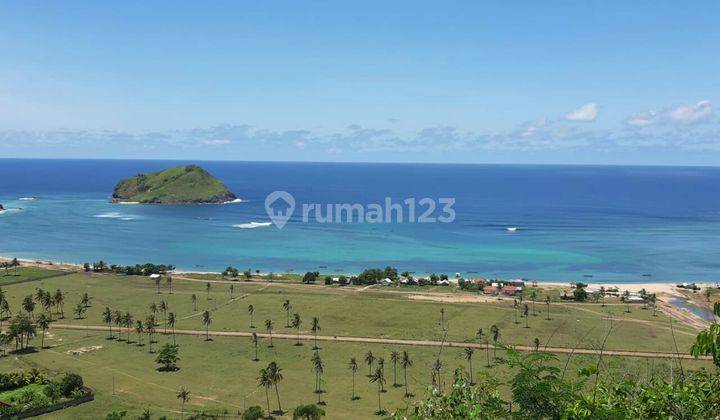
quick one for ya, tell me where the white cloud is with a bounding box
[520,118,549,137]
[626,110,660,127]
[668,100,712,124]
[564,102,598,122]
[202,139,231,145]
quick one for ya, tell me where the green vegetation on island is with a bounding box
[111,164,237,204]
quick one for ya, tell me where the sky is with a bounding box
[0,1,719,165]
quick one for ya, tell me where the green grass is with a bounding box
[0,266,65,284]
[0,383,48,403]
[0,268,713,418]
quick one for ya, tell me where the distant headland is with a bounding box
[111,164,237,204]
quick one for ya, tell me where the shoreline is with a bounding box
[0,255,713,294]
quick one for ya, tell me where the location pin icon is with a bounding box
[265,191,295,230]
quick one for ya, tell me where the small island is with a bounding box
[111,164,237,204]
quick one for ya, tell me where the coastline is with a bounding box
[0,255,711,295]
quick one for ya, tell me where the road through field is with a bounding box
[49,323,708,361]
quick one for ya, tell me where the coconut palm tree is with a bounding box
[545,296,551,320]
[533,337,541,352]
[530,290,538,315]
[513,298,519,324]
[650,293,658,317]
[229,284,234,298]
[177,386,190,419]
[149,302,158,319]
[265,319,274,347]
[258,367,273,414]
[623,290,631,313]
[166,275,173,294]
[202,310,212,341]
[523,303,530,328]
[464,347,475,385]
[248,304,255,328]
[102,306,113,339]
[145,315,156,353]
[124,312,133,343]
[22,295,35,320]
[267,362,284,414]
[191,294,197,311]
[155,276,162,294]
[365,350,375,377]
[205,282,211,300]
[369,366,386,415]
[159,300,168,334]
[291,313,302,346]
[168,312,176,344]
[73,303,85,320]
[311,352,325,404]
[135,320,144,346]
[37,313,50,348]
[390,351,400,387]
[490,324,500,360]
[599,286,606,307]
[251,332,259,361]
[401,351,413,397]
[377,357,386,392]
[113,310,124,341]
[439,307,446,331]
[348,357,359,400]
[54,289,64,318]
[311,316,321,350]
[282,300,292,327]
[431,359,442,392]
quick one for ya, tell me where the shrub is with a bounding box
[292,404,326,419]
[241,405,264,420]
[59,373,83,397]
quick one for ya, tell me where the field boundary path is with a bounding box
[49,323,709,361]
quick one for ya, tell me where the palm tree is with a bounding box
[205,282,211,300]
[401,351,413,397]
[177,386,190,419]
[348,357,359,400]
[258,367,273,414]
[265,319,274,347]
[431,359,442,392]
[102,307,113,339]
[490,324,500,359]
[291,313,302,346]
[37,313,50,348]
[476,328,489,366]
[248,304,255,328]
[168,312,176,345]
[650,293,658,317]
[135,320,144,346]
[599,286,606,307]
[390,351,400,387]
[202,310,212,341]
[282,300,292,327]
[251,332,259,361]
[369,366,386,415]
[311,316,321,350]
[113,310,124,341]
[166,275,173,294]
[124,312,133,343]
[22,295,35,320]
[155,276,162,294]
[229,284,234,298]
[54,289,64,318]
[530,290,538,315]
[311,352,325,404]
[464,347,475,385]
[545,296,551,320]
[159,300,168,334]
[145,315,156,353]
[439,307,446,331]
[533,337,541,352]
[377,357,386,392]
[513,298,519,324]
[73,303,85,320]
[191,294,197,311]
[523,303,530,328]
[623,290,631,313]
[149,302,158,318]
[267,361,284,414]
[365,350,375,377]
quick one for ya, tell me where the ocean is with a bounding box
[1,159,720,283]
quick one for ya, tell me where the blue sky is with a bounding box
[1,1,719,164]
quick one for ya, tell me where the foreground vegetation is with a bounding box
[0,265,716,418]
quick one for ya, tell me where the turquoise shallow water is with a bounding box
[1,159,720,282]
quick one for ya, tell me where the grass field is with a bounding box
[0,266,66,284]
[0,268,712,418]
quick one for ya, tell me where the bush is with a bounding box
[59,373,83,397]
[324,276,333,285]
[242,405,264,420]
[292,404,326,419]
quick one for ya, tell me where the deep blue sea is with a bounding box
[1,159,720,283]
